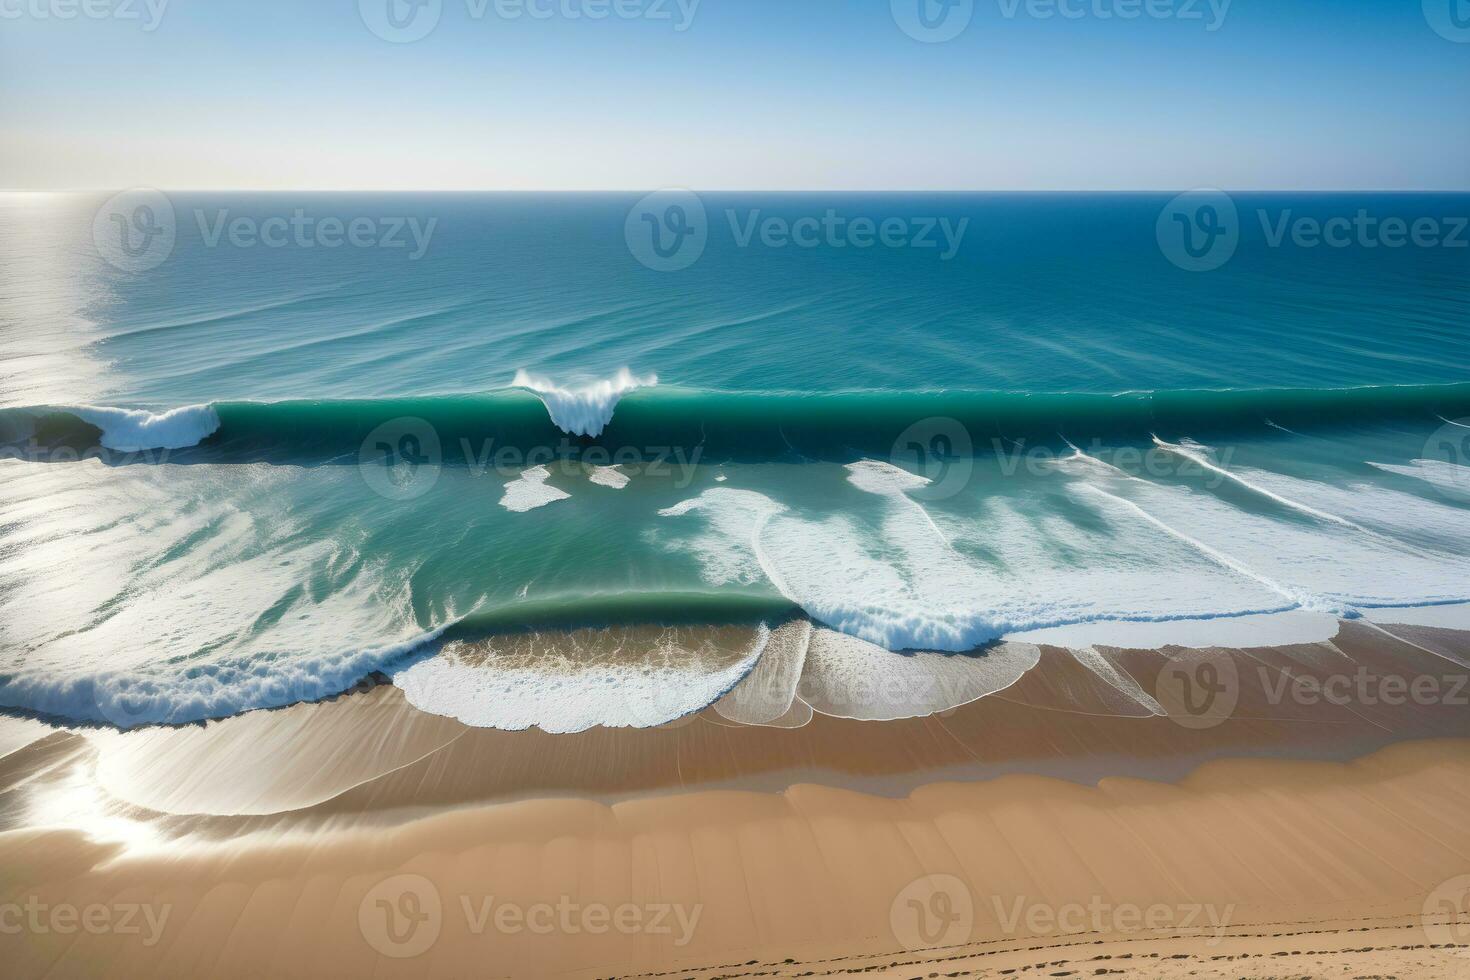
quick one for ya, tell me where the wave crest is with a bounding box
[0,404,221,452]
[511,368,657,437]
[68,404,222,452]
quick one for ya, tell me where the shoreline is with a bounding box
[2,621,1469,977]
[6,602,1470,743]
[62,618,1470,819]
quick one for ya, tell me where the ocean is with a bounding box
[2,190,1468,730]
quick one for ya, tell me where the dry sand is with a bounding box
[1,621,1468,978]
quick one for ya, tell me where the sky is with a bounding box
[1,0,1467,190]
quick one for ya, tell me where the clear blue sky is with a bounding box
[2,0,1467,189]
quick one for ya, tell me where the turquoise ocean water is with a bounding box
[2,192,1468,729]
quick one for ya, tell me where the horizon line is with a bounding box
[5,187,1470,195]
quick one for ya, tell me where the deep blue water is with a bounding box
[5,192,1468,407]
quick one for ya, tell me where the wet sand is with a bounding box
[2,620,1469,978]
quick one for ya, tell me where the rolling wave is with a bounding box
[4,381,1468,460]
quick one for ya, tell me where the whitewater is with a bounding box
[4,369,1470,730]
[2,191,1468,732]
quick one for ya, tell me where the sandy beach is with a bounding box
[3,619,1470,978]
[8,3,1469,974]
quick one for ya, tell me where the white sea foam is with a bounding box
[661,447,1470,657]
[66,404,221,452]
[500,465,570,512]
[9,417,1470,732]
[663,487,1033,651]
[1067,449,1470,614]
[0,461,464,730]
[658,488,790,591]
[844,459,930,496]
[1073,483,1346,615]
[1213,462,1470,552]
[0,622,451,729]
[1367,459,1470,500]
[1362,601,1470,632]
[393,625,768,733]
[587,464,630,489]
[1151,436,1356,527]
[511,368,655,437]
[1013,610,1342,650]
[845,458,961,552]
[657,480,1318,653]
